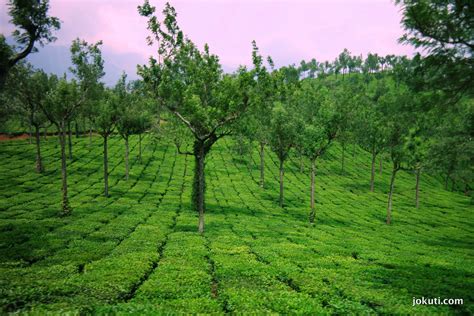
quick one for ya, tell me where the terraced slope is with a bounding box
[0,135,472,314]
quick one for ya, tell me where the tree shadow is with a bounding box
[363,261,473,314]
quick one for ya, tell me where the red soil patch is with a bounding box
[0,133,30,141]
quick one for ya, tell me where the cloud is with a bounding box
[0,0,415,83]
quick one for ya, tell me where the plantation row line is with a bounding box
[0,134,471,313]
[1,0,471,234]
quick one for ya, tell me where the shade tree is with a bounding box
[41,77,83,215]
[69,38,105,152]
[246,42,276,188]
[10,63,50,172]
[269,101,302,208]
[378,79,413,224]
[95,89,118,197]
[355,79,390,192]
[116,74,153,178]
[293,80,339,223]
[138,0,252,233]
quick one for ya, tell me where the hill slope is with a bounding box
[0,135,472,314]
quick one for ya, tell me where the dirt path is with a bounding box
[0,133,30,141]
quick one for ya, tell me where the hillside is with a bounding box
[0,134,472,314]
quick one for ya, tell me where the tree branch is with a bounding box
[175,143,193,155]
[8,34,36,67]
[205,112,239,141]
[172,110,199,138]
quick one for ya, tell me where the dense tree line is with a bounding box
[0,0,471,232]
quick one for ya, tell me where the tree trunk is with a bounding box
[28,123,32,144]
[103,135,109,197]
[415,168,421,208]
[238,136,244,157]
[341,142,345,173]
[259,142,265,188]
[386,165,398,225]
[43,126,48,141]
[379,156,383,175]
[89,127,93,146]
[67,121,73,160]
[300,151,304,173]
[75,120,79,138]
[279,159,284,208]
[309,159,316,223]
[138,134,142,163]
[35,125,43,173]
[370,147,376,192]
[193,143,206,234]
[125,136,129,180]
[59,126,70,215]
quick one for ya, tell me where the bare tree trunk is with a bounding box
[193,144,206,234]
[75,120,79,138]
[125,136,129,180]
[67,121,73,160]
[386,165,398,225]
[309,159,316,223]
[28,123,32,144]
[279,159,284,208]
[238,135,244,157]
[370,147,376,192]
[138,134,142,163]
[247,146,253,169]
[103,135,109,197]
[341,142,345,174]
[415,168,421,208]
[300,151,304,173]
[379,156,383,175]
[259,142,265,188]
[35,126,43,173]
[59,126,70,215]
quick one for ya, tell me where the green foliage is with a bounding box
[42,77,81,128]
[8,63,49,129]
[396,0,473,97]
[95,90,118,137]
[294,80,338,161]
[396,0,473,58]
[268,102,300,163]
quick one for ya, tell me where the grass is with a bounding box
[0,134,472,314]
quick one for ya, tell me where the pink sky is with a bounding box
[0,0,415,74]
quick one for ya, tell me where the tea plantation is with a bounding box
[0,134,472,314]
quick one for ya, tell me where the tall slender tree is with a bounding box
[12,64,50,172]
[41,77,83,215]
[247,43,275,188]
[294,80,338,223]
[269,102,301,208]
[69,38,105,156]
[96,90,118,197]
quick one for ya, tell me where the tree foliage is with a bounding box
[0,0,60,88]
